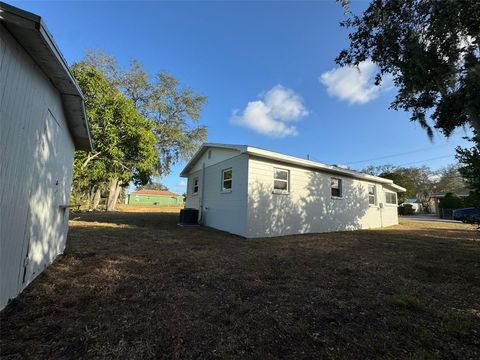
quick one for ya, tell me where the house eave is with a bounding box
[0,2,92,151]
[181,143,407,192]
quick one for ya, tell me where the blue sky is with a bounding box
[12,1,471,194]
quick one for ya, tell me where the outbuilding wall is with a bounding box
[128,194,184,206]
[0,24,75,309]
[247,156,399,238]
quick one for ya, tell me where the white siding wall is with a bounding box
[190,148,240,173]
[247,156,398,238]
[0,24,75,309]
[184,148,249,237]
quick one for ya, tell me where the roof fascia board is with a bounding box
[181,143,407,192]
[0,2,92,151]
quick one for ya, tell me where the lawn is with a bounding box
[1,207,479,359]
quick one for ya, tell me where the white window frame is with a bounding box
[192,177,199,195]
[221,168,233,193]
[385,191,397,205]
[273,168,290,194]
[368,184,376,206]
[331,177,343,199]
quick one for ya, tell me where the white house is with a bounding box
[181,144,406,238]
[0,3,92,309]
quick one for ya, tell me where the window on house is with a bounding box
[192,177,199,194]
[385,192,397,204]
[331,178,342,198]
[208,150,212,159]
[222,168,232,191]
[274,168,289,192]
[368,184,376,205]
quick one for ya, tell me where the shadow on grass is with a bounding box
[1,213,479,359]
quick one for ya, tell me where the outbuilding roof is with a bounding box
[180,143,407,192]
[131,189,181,197]
[0,2,92,150]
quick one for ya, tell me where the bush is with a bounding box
[439,192,464,210]
[398,203,415,215]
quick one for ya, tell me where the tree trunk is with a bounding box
[85,187,96,209]
[112,181,122,208]
[92,188,101,210]
[106,178,122,211]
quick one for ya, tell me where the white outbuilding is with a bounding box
[0,3,92,309]
[181,144,406,238]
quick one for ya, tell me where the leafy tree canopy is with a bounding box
[379,171,416,203]
[456,133,480,208]
[84,50,208,176]
[338,0,480,138]
[434,164,466,194]
[71,62,158,208]
[439,192,465,210]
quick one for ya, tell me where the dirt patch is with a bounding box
[1,211,479,359]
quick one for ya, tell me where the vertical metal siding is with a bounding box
[0,24,75,309]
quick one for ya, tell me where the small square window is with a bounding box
[274,168,289,193]
[222,168,232,192]
[192,177,199,194]
[331,178,342,198]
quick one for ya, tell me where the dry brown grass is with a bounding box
[114,204,184,213]
[1,212,479,359]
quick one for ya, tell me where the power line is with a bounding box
[395,154,455,167]
[344,143,457,165]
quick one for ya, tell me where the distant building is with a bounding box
[429,189,471,215]
[0,3,92,309]
[128,189,184,206]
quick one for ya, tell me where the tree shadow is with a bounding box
[248,172,371,237]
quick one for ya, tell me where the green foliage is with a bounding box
[398,203,415,215]
[71,62,158,206]
[339,0,480,211]
[84,50,208,176]
[439,193,464,210]
[337,0,480,138]
[379,171,416,203]
[456,134,480,210]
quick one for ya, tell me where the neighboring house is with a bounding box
[0,3,92,309]
[128,189,184,206]
[180,144,406,238]
[429,189,471,215]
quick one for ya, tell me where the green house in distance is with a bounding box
[128,189,184,206]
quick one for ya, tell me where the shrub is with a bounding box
[439,192,464,210]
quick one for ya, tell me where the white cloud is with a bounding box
[319,60,391,105]
[175,180,187,188]
[231,85,309,137]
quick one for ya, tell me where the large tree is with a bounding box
[84,51,208,176]
[72,63,158,210]
[337,0,480,138]
[338,0,480,209]
[434,164,466,194]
